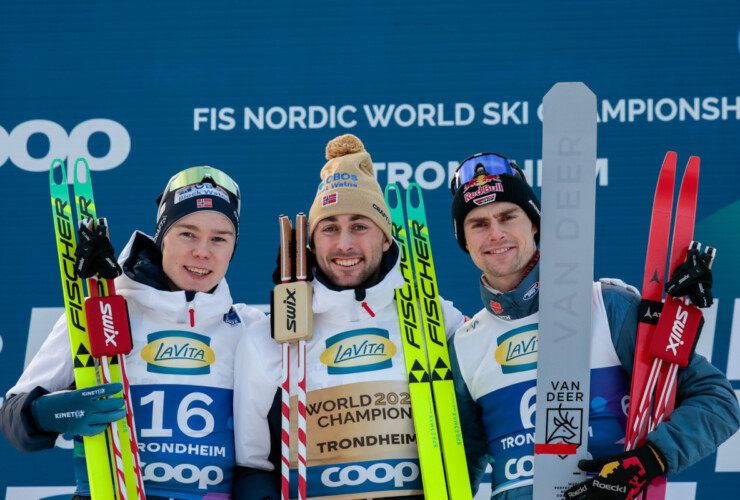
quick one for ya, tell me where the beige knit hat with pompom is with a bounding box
[308,134,392,244]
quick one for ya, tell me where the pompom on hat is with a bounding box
[308,134,393,244]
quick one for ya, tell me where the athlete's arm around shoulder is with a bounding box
[440,295,466,340]
[233,315,282,499]
[0,312,75,451]
[600,279,740,475]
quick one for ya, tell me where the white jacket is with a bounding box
[234,250,465,499]
[7,231,268,500]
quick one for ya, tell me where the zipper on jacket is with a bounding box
[188,302,195,327]
[361,301,375,317]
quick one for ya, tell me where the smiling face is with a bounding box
[463,201,538,292]
[312,214,391,289]
[161,211,235,292]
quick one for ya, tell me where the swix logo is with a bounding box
[0,119,131,173]
[321,461,419,488]
[142,461,223,490]
[667,304,689,356]
[99,302,119,346]
[283,287,297,332]
[464,182,503,202]
[490,300,504,314]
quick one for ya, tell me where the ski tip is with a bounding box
[544,82,596,99]
[384,183,401,209]
[49,158,67,185]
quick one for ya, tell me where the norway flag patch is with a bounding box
[322,192,338,207]
[197,198,213,208]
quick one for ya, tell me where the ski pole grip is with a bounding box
[86,293,133,358]
[273,213,313,343]
[273,281,313,343]
[296,212,307,281]
[648,299,702,367]
[279,215,293,283]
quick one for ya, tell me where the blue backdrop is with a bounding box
[1,1,739,498]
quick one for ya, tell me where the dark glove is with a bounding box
[271,228,316,285]
[665,241,716,308]
[75,218,123,280]
[563,442,666,499]
[30,383,126,436]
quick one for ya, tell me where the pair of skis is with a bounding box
[49,158,144,499]
[625,152,710,499]
[385,183,472,500]
[272,213,312,500]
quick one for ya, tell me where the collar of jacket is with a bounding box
[480,260,540,321]
[115,231,235,325]
[311,241,404,321]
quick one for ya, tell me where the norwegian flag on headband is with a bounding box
[322,192,338,207]
[197,198,213,209]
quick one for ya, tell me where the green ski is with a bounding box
[385,182,472,500]
[50,159,116,499]
[386,183,448,499]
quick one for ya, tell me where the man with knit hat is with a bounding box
[233,135,465,499]
[445,152,739,499]
[1,166,267,499]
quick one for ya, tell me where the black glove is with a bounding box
[563,443,666,500]
[271,228,315,285]
[75,218,122,280]
[665,241,715,308]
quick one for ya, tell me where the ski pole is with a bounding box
[273,213,313,500]
[82,218,145,500]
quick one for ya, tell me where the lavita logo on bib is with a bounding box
[320,328,397,375]
[140,331,215,374]
[495,324,538,373]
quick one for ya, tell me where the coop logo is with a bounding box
[0,119,130,172]
[321,461,419,489]
[142,460,223,490]
[495,324,538,373]
[140,331,215,374]
[319,328,396,374]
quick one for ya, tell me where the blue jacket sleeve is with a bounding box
[233,389,282,500]
[0,386,59,452]
[602,283,740,475]
[449,335,489,495]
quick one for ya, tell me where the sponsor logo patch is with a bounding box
[140,331,215,374]
[495,324,538,373]
[523,282,539,301]
[175,184,230,204]
[223,307,241,325]
[320,328,396,374]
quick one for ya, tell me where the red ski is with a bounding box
[624,153,702,500]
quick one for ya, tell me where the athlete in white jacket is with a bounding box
[233,135,466,500]
[1,166,267,500]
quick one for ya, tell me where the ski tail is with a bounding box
[72,157,145,499]
[50,159,116,499]
[644,157,700,500]
[385,183,448,500]
[404,184,472,500]
[625,152,676,452]
[624,153,701,500]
